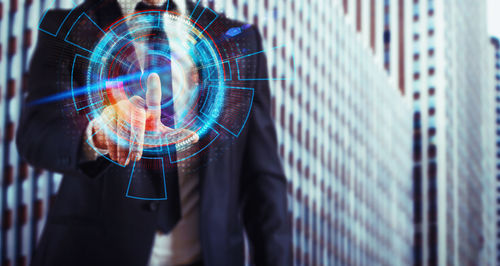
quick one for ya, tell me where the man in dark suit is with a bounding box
[16,0,290,265]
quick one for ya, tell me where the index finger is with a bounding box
[146,73,162,131]
[146,73,162,109]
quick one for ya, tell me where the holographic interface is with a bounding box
[85,11,226,158]
[34,1,294,200]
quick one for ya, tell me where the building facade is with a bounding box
[2,0,415,265]
[410,1,495,264]
[342,0,498,265]
[492,37,500,265]
[373,0,496,265]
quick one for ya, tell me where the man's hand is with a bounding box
[91,73,199,165]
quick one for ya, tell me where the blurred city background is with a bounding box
[0,0,499,265]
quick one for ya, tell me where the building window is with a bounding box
[428,127,436,137]
[429,67,435,76]
[384,30,391,43]
[414,72,420,80]
[428,0,434,11]
[429,48,435,56]
[413,92,420,100]
[429,107,435,116]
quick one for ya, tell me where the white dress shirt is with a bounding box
[83,1,201,265]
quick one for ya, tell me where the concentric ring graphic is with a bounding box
[35,0,294,199]
[86,10,226,157]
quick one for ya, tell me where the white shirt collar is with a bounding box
[116,0,187,17]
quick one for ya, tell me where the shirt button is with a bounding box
[148,201,159,211]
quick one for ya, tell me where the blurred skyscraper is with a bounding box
[1,0,414,265]
[409,1,495,264]
[204,0,415,264]
[492,36,500,265]
[341,0,497,265]
[2,0,495,265]
[377,0,496,265]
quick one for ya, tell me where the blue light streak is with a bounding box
[28,65,172,106]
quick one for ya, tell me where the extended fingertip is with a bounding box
[147,73,160,87]
[146,73,162,108]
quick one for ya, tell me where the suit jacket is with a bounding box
[16,1,291,265]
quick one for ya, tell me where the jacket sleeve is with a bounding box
[16,11,109,178]
[240,26,292,266]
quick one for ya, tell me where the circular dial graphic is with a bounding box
[37,2,265,199]
[86,10,226,157]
